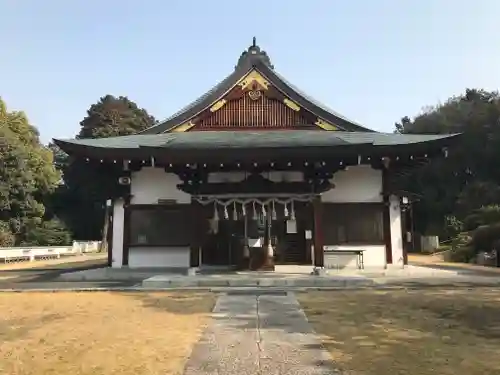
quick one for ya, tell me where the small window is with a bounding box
[129,206,191,247]
[323,204,384,245]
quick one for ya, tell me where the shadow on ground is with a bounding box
[0,259,138,289]
[130,292,217,315]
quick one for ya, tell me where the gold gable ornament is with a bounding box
[248,90,262,101]
[315,118,338,131]
[283,98,300,112]
[210,99,227,112]
[172,120,196,132]
[238,70,270,90]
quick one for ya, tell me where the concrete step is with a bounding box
[141,275,375,289]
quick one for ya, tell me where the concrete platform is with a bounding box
[57,264,463,283]
[141,274,374,289]
[57,267,187,282]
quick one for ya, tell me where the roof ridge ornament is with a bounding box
[235,37,274,70]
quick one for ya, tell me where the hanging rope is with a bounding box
[193,195,314,207]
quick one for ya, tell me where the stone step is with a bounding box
[141,275,374,289]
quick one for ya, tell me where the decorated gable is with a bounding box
[172,70,339,132]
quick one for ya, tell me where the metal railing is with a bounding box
[0,241,102,263]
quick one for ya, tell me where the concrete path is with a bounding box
[183,292,338,375]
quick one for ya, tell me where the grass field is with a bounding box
[0,292,215,375]
[298,289,500,375]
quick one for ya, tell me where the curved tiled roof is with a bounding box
[141,41,374,134]
[55,130,460,151]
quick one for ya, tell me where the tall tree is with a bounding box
[57,95,157,240]
[395,89,500,236]
[78,95,157,139]
[0,98,68,245]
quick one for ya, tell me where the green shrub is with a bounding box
[0,221,15,247]
[447,246,476,263]
[22,218,72,246]
[463,205,500,231]
[444,215,464,239]
[438,244,452,252]
[470,223,500,253]
[451,232,472,250]
[444,232,475,263]
[463,213,482,231]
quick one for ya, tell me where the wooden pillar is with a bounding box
[122,195,131,267]
[312,196,324,268]
[401,205,411,266]
[189,200,202,267]
[303,202,313,265]
[382,168,393,264]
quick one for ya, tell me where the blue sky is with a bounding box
[2,0,500,144]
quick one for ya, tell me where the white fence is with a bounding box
[0,241,102,263]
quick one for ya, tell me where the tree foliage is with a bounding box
[78,95,157,139]
[395,89,500,236]
[55,95,157,240]
[0,98,70,246]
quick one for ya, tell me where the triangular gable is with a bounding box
[141,42,374,135]
[170,69,341,132]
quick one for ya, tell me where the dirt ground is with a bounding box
[298,289,500,375]
[408,253,500,274]
[0,292,215,375]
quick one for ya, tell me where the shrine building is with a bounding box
[54,39,459,272]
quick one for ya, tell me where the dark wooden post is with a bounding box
[122,195,132,267]
[303,202,313,265]
[401,204,411,266]
[190,200,202,268]
[312,196,324,268]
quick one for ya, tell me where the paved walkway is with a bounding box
[183,292,338,375]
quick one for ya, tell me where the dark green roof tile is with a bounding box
[55,130,458,151]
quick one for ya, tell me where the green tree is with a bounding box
[78,95,157,139]
[23,217,72,246]
[395,89,500,236]
[0,97,68,245]
[57,95,157,240]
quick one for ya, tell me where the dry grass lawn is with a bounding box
[0,292,215,375]
[298,289,500,375]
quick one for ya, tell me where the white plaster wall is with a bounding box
[389,195,404,267]
[131,167,190,204]
[128,247,190,268]
[111,199,124,268]
[323,245,386,269]
[321,165,382,203]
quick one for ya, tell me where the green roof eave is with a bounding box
[53,131,461,162]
